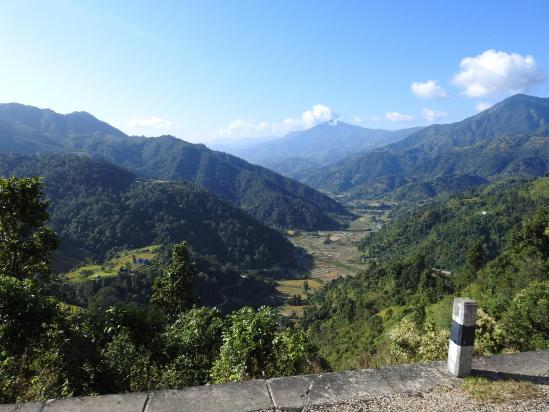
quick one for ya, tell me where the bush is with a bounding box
[386,318,449,364]
[101,329,150,392]
[210,307,318,383]
[159,307,225,387]
[502,281,549,350]
[474,308,505,355]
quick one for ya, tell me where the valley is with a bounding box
[2,3,549,407]
[56,204,391,320]
[274,205,391,317]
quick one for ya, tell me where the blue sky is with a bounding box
[1,0,548,143]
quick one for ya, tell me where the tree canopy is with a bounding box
[0,176,57,282]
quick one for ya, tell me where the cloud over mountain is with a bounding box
[422,108,447,123]
[453,50,544,97]
[386,112,415,122]
[217,104,336,138]
[475,102,493,112]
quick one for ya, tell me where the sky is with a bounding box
[1,0,549,143]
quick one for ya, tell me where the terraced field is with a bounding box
[276,206,391,318]
[276,278,323,317]
[64,245,160,283]
[291,233,362,280]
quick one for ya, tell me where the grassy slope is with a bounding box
[64,245,160,283]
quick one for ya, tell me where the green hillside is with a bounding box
[302,177,549,370]
[0,153,295,270]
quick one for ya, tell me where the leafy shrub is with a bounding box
[386,318,449,364]
[211,307,318,383]
[501,281,549,350]
[159,307,225,387]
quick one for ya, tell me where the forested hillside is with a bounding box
[302,177,549,370]
[0,153,295,270]
[0,103,348,230]
[302,94,549,200]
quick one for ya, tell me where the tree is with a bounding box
[467,239,486,274]
[151,242,196,320]
[0,177,58,283]
[0,275,59,354]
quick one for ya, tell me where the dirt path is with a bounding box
[215,277,244,310]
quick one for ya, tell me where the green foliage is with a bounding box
[160,307,225,387]
[0,336,73,403]
[467,239,486,274]
[211,307,277,382]
[0,276,60,354]
[501,281,549,351]
[474,309,505,355]
[211,307,318,383]
[385,318,449,364]
[151,243,195,320]
[360,178,546,272]
[101,329,150,392]
[0,175,321,403]
[0,176,58,282]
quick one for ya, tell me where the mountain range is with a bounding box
[300,94,549,200]
[1,94,547,214]
[215,122,422,177]
[0,103,348,230]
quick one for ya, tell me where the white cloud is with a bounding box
[350,115,363,125]
[218,119,269,138]
[218,104,336,138]
[452,50,544,97]
[127,116,175,129]
[385,112,415,122]
[475,102,493,112]
[411,80,448,98]
[274,104,335,133]
[422,108,447,123]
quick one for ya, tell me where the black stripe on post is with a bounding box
[450,320,476,347]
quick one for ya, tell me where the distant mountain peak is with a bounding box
[487,93,548,111]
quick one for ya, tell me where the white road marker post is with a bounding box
[447,297,478,377]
